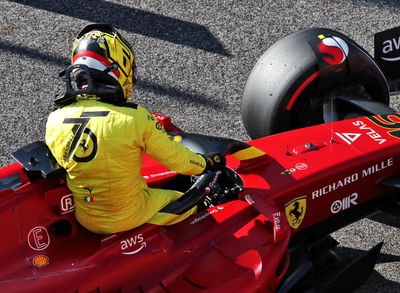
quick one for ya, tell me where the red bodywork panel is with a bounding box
[245,115,398,234]
[0,113,399,292]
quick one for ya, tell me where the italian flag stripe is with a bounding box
[84,196,94,202]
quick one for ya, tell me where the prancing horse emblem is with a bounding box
[285,195,307,229]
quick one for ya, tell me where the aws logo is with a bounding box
[380,37,400,61]
[120,234,146,255]
[317,35,349,65]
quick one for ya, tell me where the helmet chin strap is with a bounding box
[54,64,123,107]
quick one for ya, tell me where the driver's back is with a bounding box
[45,99,206,234]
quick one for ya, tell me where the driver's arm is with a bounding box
[136,106,207,175]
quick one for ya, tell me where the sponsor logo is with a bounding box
[361,157,394,177]
[120,234,146,255]
[352,121,386,144]
[331,192,358,214]
[280,163,308,175]
[285,196,306,229]
[312,158,394,199]
[190,206,224,224]
[273,212,282,232]
[152,114,165,121]
[101,233,117,243]
[60,193,75,215]
[381,37,400,61]
[155,122,163,130]
[317,35,349,65]
[143,171,176,181]
[335,132,361,144]
[32,255,49,268]
[312,173,358,199]
[28,226,50,251]
[281,168,296,175]
[190,160,205,168]
[244,194,256,205]
[173,135,183,143]
[295,163,308,170]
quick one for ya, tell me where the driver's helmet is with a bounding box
[71,24,137,100]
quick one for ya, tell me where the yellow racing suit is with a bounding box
[45,98,207,234]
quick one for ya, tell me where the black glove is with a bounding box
[203,152,226,172]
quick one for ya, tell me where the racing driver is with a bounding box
[45,24,224,234]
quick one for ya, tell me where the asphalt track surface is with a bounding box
[0,1,399,292]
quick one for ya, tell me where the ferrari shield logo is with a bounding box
[285,196,307,229]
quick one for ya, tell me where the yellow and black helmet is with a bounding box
[71,24,137,100]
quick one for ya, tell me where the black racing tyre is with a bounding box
[241,27,392,139]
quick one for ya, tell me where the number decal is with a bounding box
[63,111,109,162]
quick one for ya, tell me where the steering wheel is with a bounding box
[160,168,244,215]
[160,171,220,214]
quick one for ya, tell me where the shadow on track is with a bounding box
[7,0,231,56]
[0,40,224,109]
[0,39,68,66]
[361,0,400,8]
[369,212,400,229]
[333,246,400,292]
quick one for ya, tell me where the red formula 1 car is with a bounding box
[1,27,400,293]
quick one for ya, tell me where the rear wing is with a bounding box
[374,26,400,93]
